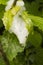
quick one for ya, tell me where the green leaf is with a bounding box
[28,14,43,31]
[27,31,42,47]
[1,31,24,61]
[2,10,13,30]
[36,0,43,2]
[10,52,26,65]
[0,54,6,65]
[25,2,39,15]
[0,4,5,19]
[32,48,43,65]
[25,0,43,17]
[0,0,9,5]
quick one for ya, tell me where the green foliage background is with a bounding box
[0,0,43,65]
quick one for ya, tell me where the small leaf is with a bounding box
[1,31,24,61]
[27,31,42,47]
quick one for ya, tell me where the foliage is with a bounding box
[0,0,43,65]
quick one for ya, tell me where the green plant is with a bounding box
[0,0,43,65]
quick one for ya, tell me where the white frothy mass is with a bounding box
[5,0,15,11]
[5,0,29,45]
[16,0,24,6]
[9,15,29,45]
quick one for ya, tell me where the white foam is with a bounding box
[5,0,15,11]
[9,15,29,45]
[16,0,24,6]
